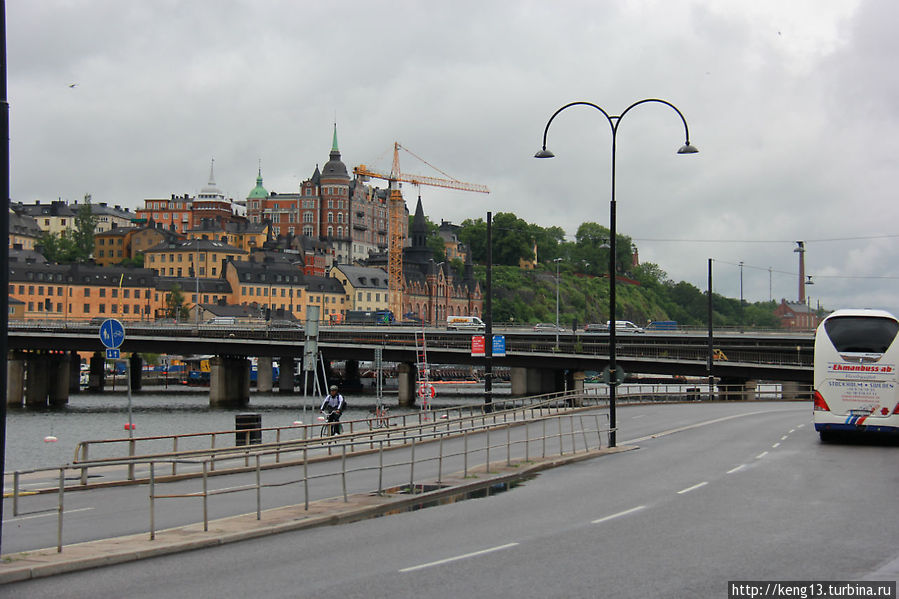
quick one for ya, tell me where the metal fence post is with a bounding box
[128,438,136,481]
[202,461,209,532]
[172,437,178,476]
[256,454,262,520]
[463,429,469,478]
[57,468,64,553]
[542,418,547,459]
[13,471,19,516]
[80,443,89,486]
[594,414,602,450]
[486,427,491,473]
[409,435,416,491]
[341,444,348,502]
[506,425,511,466]
[378,440,384,495]
[149,462,156,540]
[438,434,444,484]
[558,417,564,455]
[303,442,309,511]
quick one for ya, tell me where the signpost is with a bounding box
[98,319,133,441]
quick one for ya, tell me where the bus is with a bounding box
[813,308,899,441]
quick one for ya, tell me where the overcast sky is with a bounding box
[8,0,899,315]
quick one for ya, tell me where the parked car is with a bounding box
[533,322,566,332]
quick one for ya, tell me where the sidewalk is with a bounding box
[0,445,635,584]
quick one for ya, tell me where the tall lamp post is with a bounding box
[536,99,698,448]
[554,257,563,346]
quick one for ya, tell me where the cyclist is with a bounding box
[320,385,346,435]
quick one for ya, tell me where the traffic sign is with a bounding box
[99,318,125,349]
[106,348,121,360]
[492,335,506,357]
[471,335,485,357]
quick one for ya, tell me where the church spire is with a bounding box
[331,123,339,152]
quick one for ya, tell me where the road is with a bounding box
[5,401,898,598]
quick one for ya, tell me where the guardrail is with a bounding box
[9,399,609,553]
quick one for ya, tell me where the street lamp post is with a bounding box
[536,99,698,448]
[554,257,563,346]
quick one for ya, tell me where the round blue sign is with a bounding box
[99,318,126,349]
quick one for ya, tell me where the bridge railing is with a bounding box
[10,405,609,553]
[68,391,580,481]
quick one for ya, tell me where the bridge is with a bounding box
[7,322,814,407]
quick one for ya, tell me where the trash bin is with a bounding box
[236,413,262,446]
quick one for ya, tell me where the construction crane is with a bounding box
[354,142,490,320]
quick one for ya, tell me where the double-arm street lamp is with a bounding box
[535,99,698,448]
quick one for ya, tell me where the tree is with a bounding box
[71,195,99,260]
[166,284,190,320]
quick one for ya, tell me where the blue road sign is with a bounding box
[492,335,506,357]
[106,349,121,360]
[99,318,125,349]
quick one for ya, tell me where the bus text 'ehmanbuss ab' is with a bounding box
[813,308,899,440]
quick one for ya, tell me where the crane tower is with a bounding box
[354,143,489,319]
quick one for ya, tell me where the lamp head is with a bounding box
[677,143,699,155]
[534,148,555,159]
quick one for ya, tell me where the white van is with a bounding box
[446,316,486,331]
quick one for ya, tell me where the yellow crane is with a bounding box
[354,142,489,320]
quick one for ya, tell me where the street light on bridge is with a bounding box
[535,99,698,448]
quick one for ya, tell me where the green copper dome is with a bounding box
[247,167,268,199]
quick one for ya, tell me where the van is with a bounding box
[205,317,236,326]
[446,316,486,331]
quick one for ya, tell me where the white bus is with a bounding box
[813,308,899,441]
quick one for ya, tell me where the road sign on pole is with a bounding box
[99,319,125,349]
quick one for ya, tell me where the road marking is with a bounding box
[400,542,519,573]
[788,429,796,434]
[3,507,94,524]
[623,408,803,444]
[756,451,768,459]
[797,424,805,429]
[591,505,647,524]
[772,443,781,448]
[727,464,746,474]
[677,482,708,495]
[781,435,789,440]
[632,414,646,419]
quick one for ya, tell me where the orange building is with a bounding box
[144,239,247,279]
[93,227,135,266]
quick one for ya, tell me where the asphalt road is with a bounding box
[5,401,898,598]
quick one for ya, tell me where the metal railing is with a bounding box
[9,404,609,553]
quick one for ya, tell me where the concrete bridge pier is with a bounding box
[717,377,759,401]
[780,380,803,401]
[7,352,25,407]
[510,367,565,397]
[48,352,71,407]
[278,357,295,393]
[68,351,81,395]
[398,362,416,407]
[209,356,250,407]
[256,356,273,392]
[129,353,142,391]
[88,351,105,393]
[567,371,586,406]
[343,359,362,390]
[25,353,50,407]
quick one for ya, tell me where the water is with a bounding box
[3,385,504,473]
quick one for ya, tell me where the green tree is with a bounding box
[166,284,190,320]
[71,195,99,260]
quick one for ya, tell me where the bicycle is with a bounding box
[320,411,342,438]
[371,404,390,429]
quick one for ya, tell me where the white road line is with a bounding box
[3,507,94,524]
[788,429,796,433]
[591,505,647,524]
[797,424,805,429]
[677,482,708,495]
[400,542,519,573]
[632,414,646,419]
[756,451,768,459]
[772,442,781,448]
[781,435,789,440]
[727,464,746,474]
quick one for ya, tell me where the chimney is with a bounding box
[794,241,806,303]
